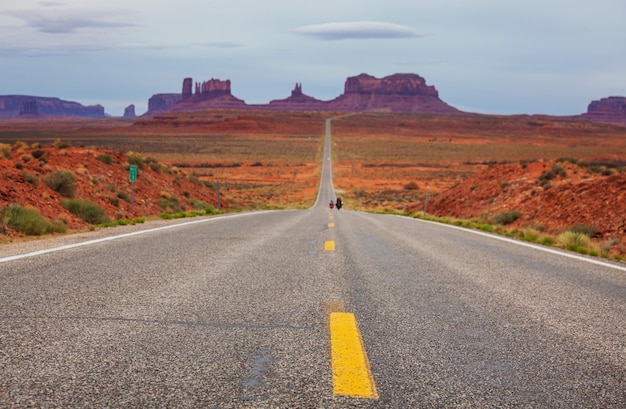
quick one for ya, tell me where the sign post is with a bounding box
[423,184,430,217]
[129,165,137,212]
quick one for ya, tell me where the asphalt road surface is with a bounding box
[1,118,625,407]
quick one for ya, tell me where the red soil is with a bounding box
[0,144,220,236]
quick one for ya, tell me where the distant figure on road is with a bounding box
[336,197,342,210]
[329,200,334,209]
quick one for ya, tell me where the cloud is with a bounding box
[295,21,422,40]
[196,41,245,49]
[4,8,136,34]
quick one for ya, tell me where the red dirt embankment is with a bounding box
[408,160,626,254]
[0,143,220,236]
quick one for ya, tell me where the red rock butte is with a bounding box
[147,73,462,115]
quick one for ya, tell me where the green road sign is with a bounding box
[129,165,137,182]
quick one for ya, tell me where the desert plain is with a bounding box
[1,109,626,256]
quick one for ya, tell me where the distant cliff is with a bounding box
[579,96,626,125]
[0,95,105,118]
[145,73,461,115]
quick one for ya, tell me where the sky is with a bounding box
[1,0,625,117]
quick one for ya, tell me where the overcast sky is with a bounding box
[1,0,625,116]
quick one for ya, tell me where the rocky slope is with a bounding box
[409,160,626,255]
[0,143,221,237]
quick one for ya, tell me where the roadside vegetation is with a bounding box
[390,210,623,262]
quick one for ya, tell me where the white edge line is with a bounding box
[0,212,274,264]
[398,215,626,273]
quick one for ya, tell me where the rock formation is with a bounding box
[18,100,39,117]
[123,104,136,118]
[144,73,462,115]
[0,96,104,118]
[163,77,246,112]
[267,83,325,109]
[580,96,626,125]
[324,73,459,114]
[147,93,182,114]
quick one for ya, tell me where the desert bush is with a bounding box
[61,199,111,224]
[43,171,76,197]
[52,139,71,149]
[158,195,183,213]
[600,237,619,254]
[556,157,578,165]
[188,198,210,210]
[21,155,31,163]
[568,224,596,238]
[131,217,145,225]
[96,153,114,165]
[21,171,39,186]
[145,157,161,172]
[13,141,28,151]
[14,162,23,170]
[557,231,591,249]
[117,191,131,202]
[1,204,66,235]
[537,164,567,187]
[492,210,520,225]
[403,181,419,190]
[31,149,45,159]
[128,156,145,170]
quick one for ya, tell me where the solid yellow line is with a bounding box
[329,312,378,399]
[325,240,335,251]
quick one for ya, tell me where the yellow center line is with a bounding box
[328,223,335,228]
[329,312,378,399]
[324,240,335,251]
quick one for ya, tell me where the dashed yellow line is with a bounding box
[329,312,378,399]
[328,223,335,228]
[324,240,335,251]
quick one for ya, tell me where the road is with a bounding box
[1,117,625,407]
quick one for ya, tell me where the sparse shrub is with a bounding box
[52,139,71,149]
[557,230,591,250]
[61,199,111,224]
[158,195,183,213]
[31,149,45,159]
[96,153,114,165]
[187,175,202,186]
[21,171,39,186]
[145,157,161,172]
[600,237,619,254]
[492,210,520,225]
[251,161,263,167]
[117,191,131,202]
[1,204,66,235]
[13,141,28,151]
[556,157,578,165]
[568,224,596,238]
[14,162,23,170]
[131,217,145,225]
[109,197,119,207]
[127,156,144,170]
[21,155,31,163]
[188,198,210,210]
[403,181,419,190]
[205,205,220,215]
[43,171,76,198]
